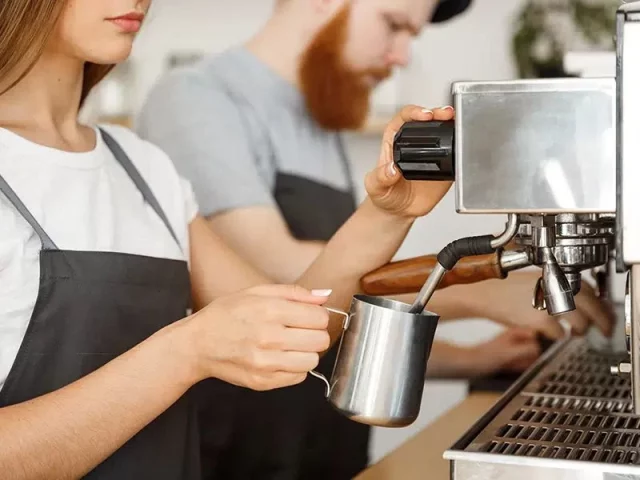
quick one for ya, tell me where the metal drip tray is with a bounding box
[445,338,640,479]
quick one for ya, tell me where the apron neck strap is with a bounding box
[99,128,181,248]
[0,173,58,250]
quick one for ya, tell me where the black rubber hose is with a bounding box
[437,235,496,270]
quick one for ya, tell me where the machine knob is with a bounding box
[393,120,455,181]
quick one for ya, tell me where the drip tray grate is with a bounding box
[462,339,640,466]
[479,440,640,464]
[522,395,633,414]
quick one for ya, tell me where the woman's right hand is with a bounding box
[183,285,332,391]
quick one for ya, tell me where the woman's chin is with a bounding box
[84,43,133,65]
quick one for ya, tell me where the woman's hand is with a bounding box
[183,285,332,391]
[365,105,454,218]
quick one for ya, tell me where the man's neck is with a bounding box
[245,8,314,89]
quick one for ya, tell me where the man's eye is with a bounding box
[389,21,402,32]
[385,16,403,33]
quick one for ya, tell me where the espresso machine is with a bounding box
[357,2,640,478]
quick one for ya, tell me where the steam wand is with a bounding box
[408,214,521,314]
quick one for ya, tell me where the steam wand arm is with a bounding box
[408,215,521,314]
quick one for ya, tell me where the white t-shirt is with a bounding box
[0,124,199,391]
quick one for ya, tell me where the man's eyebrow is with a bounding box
[385,11,421,36]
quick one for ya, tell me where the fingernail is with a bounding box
[422,109,433,115]
[312,289,333,297]
[442,105,454,111]
[388,162,397,177]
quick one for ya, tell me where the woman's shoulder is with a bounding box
[95,123,199,229]
[97,123,169,159]
[97,123,181,176]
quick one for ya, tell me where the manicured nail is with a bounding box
[442,105,454,111]
[312,289,333,297]
[388,162,397,177]
[422,109,433,115]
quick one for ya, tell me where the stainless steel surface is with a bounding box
[514,214,614,316]
[323,295,438,427]
[490,214,520,249]
[517,215,614,273]
[531,216,555,248]
[409,263,446,314]
[630,266,640,413]
[309,307,350,397]
[445,338,640,479]
[611,363,632,376]
[618,3,640,416]
[498,250,531,273]
[533,277,546,311]
[541,248,576,316]
[627,273,632,353]
[453,78,616,214]
[436,5,640,478]
[619,5,640,265]
[565,273,581,296]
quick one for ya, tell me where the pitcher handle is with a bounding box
[310,307,350,398]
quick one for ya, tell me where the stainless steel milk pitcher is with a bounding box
[312,295,439,427]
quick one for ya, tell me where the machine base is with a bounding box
[445,338,640,479]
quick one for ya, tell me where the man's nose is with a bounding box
[387,35,412,68]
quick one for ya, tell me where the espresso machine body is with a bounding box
[453,78,616,215]
[391,2,640,477]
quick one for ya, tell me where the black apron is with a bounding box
[199,136,370,480]
[0,130,200,479]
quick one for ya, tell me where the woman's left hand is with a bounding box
[365,105,455,218]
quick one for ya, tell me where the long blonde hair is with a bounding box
[0,0,114,103]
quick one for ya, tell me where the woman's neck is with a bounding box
[0,50,94,151]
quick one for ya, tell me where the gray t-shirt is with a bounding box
[137,47,353,218]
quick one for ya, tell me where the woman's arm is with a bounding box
[0,322,196,479]
[191,106,454,344]
[0,285,330,479]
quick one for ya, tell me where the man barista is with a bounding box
[137,0,613,478]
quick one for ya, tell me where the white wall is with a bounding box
[125,0,531,465]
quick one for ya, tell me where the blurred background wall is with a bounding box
[84,0,619,464]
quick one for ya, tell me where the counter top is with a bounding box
[357,393,501,480]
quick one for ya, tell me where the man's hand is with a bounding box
[448,271,616,340]
[365,105,454,218]
[465,329,542,378]
[427,329,541,379]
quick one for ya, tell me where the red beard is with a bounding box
[298,6,392,131]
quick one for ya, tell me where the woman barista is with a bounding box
[0,0,478,478]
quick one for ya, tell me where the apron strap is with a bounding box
[0,173,58,250]
[99,129,181,248]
